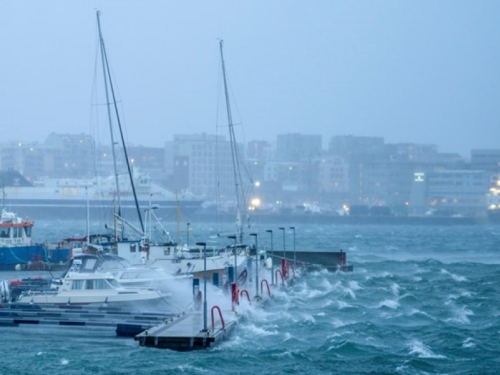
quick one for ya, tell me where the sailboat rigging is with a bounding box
[96,11,144,237]
[218,40,252,244]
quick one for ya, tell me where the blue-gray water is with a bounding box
[2,220,500,374]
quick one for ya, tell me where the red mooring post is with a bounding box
[339,251,346,270]
[281,258,288,279]
[231,282,239,311]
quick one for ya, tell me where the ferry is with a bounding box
[0,169,205,220]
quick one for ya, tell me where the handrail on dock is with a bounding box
[275,269,284,285]
[260,279,271,297]
[211,305,225,332]
[240,289,251,303]
[288,263,295,278]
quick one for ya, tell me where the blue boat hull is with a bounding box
[0,245,48,271]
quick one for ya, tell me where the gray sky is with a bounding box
[1,1,499,157]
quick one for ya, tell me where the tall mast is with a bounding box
[96,11,122,222]
[96,11,144,234]
[219,40,246,243]
[86,186,90,247]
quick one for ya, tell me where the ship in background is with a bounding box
[0,169,205,221]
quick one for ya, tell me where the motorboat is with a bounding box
[13,259,167,307]
[61,254,191,291]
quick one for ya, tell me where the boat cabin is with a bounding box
[0,209,34,246]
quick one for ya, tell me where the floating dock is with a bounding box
[135,308,238,350]
[0,251,352,350]
[0,304,176,337]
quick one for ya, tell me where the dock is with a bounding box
[0,250,351,350]
[0,304,177,337]
[135,309,238,350]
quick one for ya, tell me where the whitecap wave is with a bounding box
[390,282,400,296]
[441,268,468,282]
[446,305,474,324]
[462,337,475,348]
[349,280,363,291]
[377,299,400,309]
[408,339,446,359]
[244,323,279,337]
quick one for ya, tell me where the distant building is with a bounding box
[165,133,248,200]
[412,169,490,217]
[328,135,385,156]
[43,133,95,178]
[246,140,273,161]
[276,133,322,161]
[471,149,500,172]
[316,156,349,194]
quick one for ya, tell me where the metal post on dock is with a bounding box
[266,229,274,285]
[250,233,259,298]
[279,227,286,259]
[290,226,296,266]
[196,242,208,332]
[187,222,190,247]
[227,235,237,282]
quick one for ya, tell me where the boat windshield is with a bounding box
[107,279,121,288]
[99,258,131,270]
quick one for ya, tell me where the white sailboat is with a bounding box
[218,40,260,274]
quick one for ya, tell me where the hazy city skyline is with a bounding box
[1,1,499,157]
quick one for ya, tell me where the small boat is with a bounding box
[0,208,53,271]
[13,259,167,307]
[61,253,191,291]
[116,240,248,284]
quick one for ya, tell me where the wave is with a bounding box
[376,299,400,310]
[408,339,446,359]
[440,268,468,282]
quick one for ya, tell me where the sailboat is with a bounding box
[113,40,254,285]
[218,40,259,274]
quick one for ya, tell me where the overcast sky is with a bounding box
[1,1,499,157]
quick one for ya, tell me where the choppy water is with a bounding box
[2,220,500,374]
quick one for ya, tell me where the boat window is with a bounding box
[24,227,32,237]
[107,279,121,288]
[71,280,84,290]
[93,279,111,289]
[130,244,137,253]
[121,272,141,279]
[85,280,94,289]
[0,228,9,238]
[100,260,125,270]
[164,247,171,256]
[82,259,97,271]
